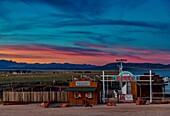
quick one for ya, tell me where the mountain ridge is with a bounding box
[0,60,170,70]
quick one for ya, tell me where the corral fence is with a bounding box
[3,91,69,103]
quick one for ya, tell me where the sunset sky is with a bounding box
[0,0,170,65]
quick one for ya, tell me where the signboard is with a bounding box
[113,71,139,81]
[76,81,90,86]
[163,77,169,83]
[119,94,133,103]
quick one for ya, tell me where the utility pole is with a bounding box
[102,71,105,103]
[150,70,152,103]
[116,59,127,93]
[116,59,127,73]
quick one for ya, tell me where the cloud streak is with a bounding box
[0,0,170,65]
[50,19,167,29]
[0,44,169,65]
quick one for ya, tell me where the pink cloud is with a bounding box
[0,45,169,65]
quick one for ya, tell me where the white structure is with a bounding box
[150,70,152,103]
[101,70,154,103]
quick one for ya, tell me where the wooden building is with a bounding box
[131,73,164,100]
[66,77,101,105]
[102,71,165,102]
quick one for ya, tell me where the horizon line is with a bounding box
[0,59,169,66]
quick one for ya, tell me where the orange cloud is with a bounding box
[0,45,169,65]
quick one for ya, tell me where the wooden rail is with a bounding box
[3,91,69,103]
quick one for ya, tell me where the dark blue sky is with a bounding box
[0,0,170,65]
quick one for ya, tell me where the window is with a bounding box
[86,92,92,98]
[74,92,81,98]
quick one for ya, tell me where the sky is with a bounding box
[0,0,170,65]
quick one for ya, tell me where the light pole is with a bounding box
[150,70,152,103]
[102,71,105,103]
[116,59,127,93]
[116,59,127,73]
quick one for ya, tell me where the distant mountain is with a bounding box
[98,63,170,70]
[0,60,170,70]
[0,60,95,69]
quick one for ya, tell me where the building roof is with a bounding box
[66,87,97,92]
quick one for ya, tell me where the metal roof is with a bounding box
[66,87,97,92]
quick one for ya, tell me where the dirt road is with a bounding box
[0,103,170,116]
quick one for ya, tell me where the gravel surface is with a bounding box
[0,103,170,116]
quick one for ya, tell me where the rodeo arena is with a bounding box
[0,60,170,116]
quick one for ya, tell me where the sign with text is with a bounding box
[119,94,133,103]
[113,71,139,82]
[76,81,90,86]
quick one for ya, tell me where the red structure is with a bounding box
[66,77,101,105]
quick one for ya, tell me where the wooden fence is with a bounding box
[3,91,69,103]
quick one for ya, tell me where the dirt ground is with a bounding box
[0,103,170,116]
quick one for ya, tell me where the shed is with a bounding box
[66,77,101,105]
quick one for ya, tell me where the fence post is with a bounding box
[22,88,24,102]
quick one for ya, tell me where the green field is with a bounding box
[0,71,118,83]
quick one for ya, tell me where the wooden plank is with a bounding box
[61,92,65,102]
[54,92,57,102]
[57,92,60,102]
[43,92,48,102]
[64,92,68,102]
[3,91,64,103]
[50,92,55,101]
[3,92,6,101]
